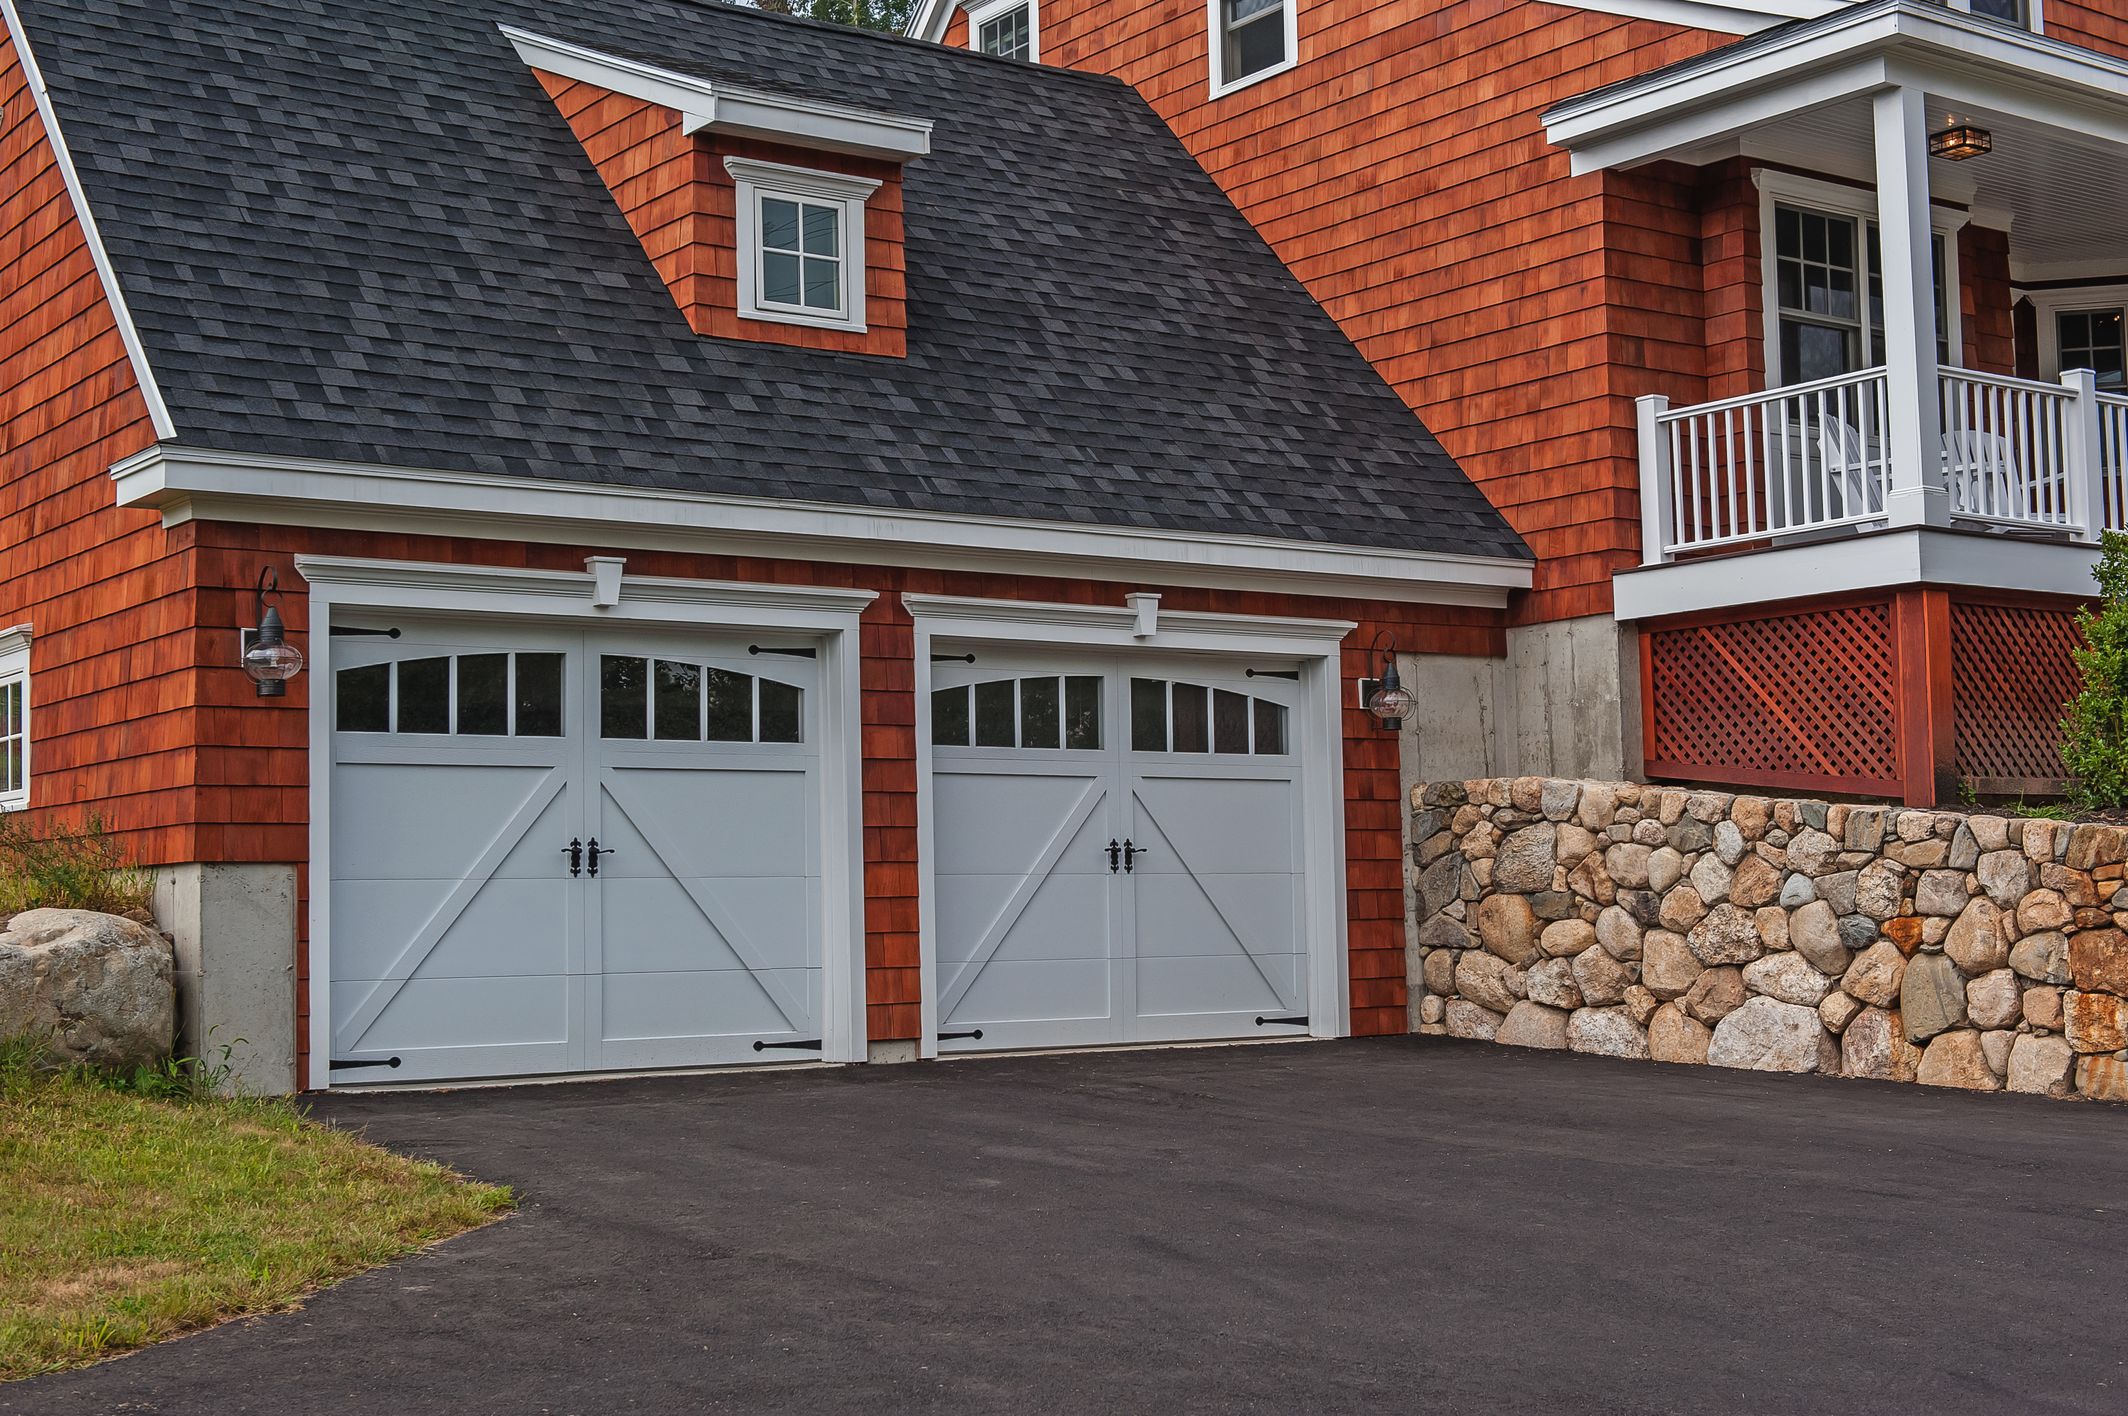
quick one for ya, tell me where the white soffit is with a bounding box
[501,26,932,162]
[109,445,1533,607]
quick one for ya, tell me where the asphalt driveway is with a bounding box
[12,1037,2128,1415]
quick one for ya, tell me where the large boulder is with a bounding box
[1708,997,1833,1073]
[0,909,174,1073]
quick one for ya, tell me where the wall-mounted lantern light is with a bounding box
[241,566,304,698]
[1927,123,1992,161]
[1364,633,1413,731]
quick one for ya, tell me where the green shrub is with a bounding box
[0,813,155,920]
[2062,531,2128,808]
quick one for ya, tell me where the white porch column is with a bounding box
[1873,85,1948,528]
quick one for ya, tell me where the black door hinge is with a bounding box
[753,1038,824,1052]
[330,626,402,639]
[749,645,818,659]
[1255,1015,1309,1029]
[329,1056,403,1071]
[932,652,975,663]
[937,1029,986,1041]
[1245,668,1299,680]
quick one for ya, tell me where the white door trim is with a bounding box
[298,554,875,1088]
[905,591,1352,1058]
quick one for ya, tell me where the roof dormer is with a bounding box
[505,27,931,357]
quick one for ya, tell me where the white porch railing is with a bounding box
[1638,366,2124,563]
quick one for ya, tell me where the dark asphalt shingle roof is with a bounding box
[16,0,1528,561]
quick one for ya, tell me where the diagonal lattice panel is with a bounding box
[1950,600,2083,785]
[1646,600,1900,789]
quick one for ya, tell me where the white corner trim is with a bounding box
[901,591,1357,656]
[115,445,1533,606]
[726,157,878,333]
[1206,0,1299,99]
[964,0,1039,59]
[1611,527,2099,620]
[1,0,175,441]
[501,25,932,162]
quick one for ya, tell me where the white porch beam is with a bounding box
[1872,85,1947,530]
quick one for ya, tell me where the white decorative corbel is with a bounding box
[587,556,626,608]
[1126,592,1160,639]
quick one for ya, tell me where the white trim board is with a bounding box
[1611,527,2099,620]
[1206,0,1300,99]
[1564,0,1839,37]
[296,554,873,1090]
[903,591,1352,1057]
[1545,0,2128,174]
[725,157,879,333]
[502,26,932,162]
[112,445,1533,606]
[0,0,174,439]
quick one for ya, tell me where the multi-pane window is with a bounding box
[1130,678,1288,756]
[726,158,878,333]
[1214,0,1289,91]
[336,652,565,737]
[932,675,1102,749]
[2058,308,2126,391]
[1773,203,1951,384]
[1966,0,2030,27]
[601,657,803,744]
[759,196,843,316]
[976,3,1031,59]
[0,651,25,811]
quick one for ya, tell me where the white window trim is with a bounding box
[0,625,28,811]
[902,592,1352,1056]
[2028,283,2128,379]
[1754,168,1967,383]
[725,157,881,334]
[1206,0,1298,99]
[1944,0,2044,34]
[965,0,1038,61]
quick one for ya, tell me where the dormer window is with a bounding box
[968,0,1036,60]
[726,158,881,333]
[1209,0,1296,96]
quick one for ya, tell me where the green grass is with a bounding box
[0,1056,511,1381]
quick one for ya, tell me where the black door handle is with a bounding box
[563,838,582,877]
[1123,839,1146,873]
[587,839,615,877]
[1107,838,1122,873]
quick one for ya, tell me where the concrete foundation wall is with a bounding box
[153,863,298,1094]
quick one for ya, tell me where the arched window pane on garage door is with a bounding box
[335,652,565,737]
[932,675,1101,749]
[599,656,802,743]
[1130,678,1287,755]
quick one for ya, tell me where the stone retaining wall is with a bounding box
[1410,778,2128,1102]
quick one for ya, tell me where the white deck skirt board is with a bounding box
[113,446,1532,607]
[1611,528,2100,621]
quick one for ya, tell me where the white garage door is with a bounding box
[326,620,824,1082]
[930,649,1310,1052]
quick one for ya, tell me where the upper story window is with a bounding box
[1958,0,2040,31]
[1763,181,1959,385]
[2034,287,2128,391]
[0,627,29,811]
[726,158,882,334]
[1209,0,1296,97]
[967,0,1036,60]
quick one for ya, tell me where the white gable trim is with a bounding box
[1,0,175,440]
[502,26,932,162]
[109,444,1532,607]
[1551,0,1836,38]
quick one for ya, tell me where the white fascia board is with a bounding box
[1612,529,2099,620]
[906,0,957,42]
[1,0,175,440]
[1547,1,2128,171]
[501,26,932,161]
[1565,0,1834,39]
[902,591,1357,657]
[112,445,1532,608]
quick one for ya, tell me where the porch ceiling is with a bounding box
[1544,0,2128,276]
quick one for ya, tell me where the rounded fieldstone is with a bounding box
[1496,1000,1570,1049]
[1943,897,2008,974]
[1570,945,1634,1007]
[1900,952,1968,1044]
[1708,997,1832,1073]
[1742,951,1832,1007]
[2007,1033,2076,1096]
[1915,1029,2000,1091]
[1594,905,1644,962]
[1842,941,1907,1009]
[1494,824,1560,893]
[1538,918,1597,957]
[1682,965,1746,1025]
[1648,1002,1712,1064]
[1686,903,1764,966]
[1455,950,1525,1015]
[1641,930,1702,1000]
[1444,999,1503,1040]
[1965,967,2023,1031]
[2009,931,2071,985]
[1842,1005,1921,1082]
[1524,957,1582,1010]
[1568,1006,1649,1059]
[1646,847,1686,894]
[1475,893,1540,964]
